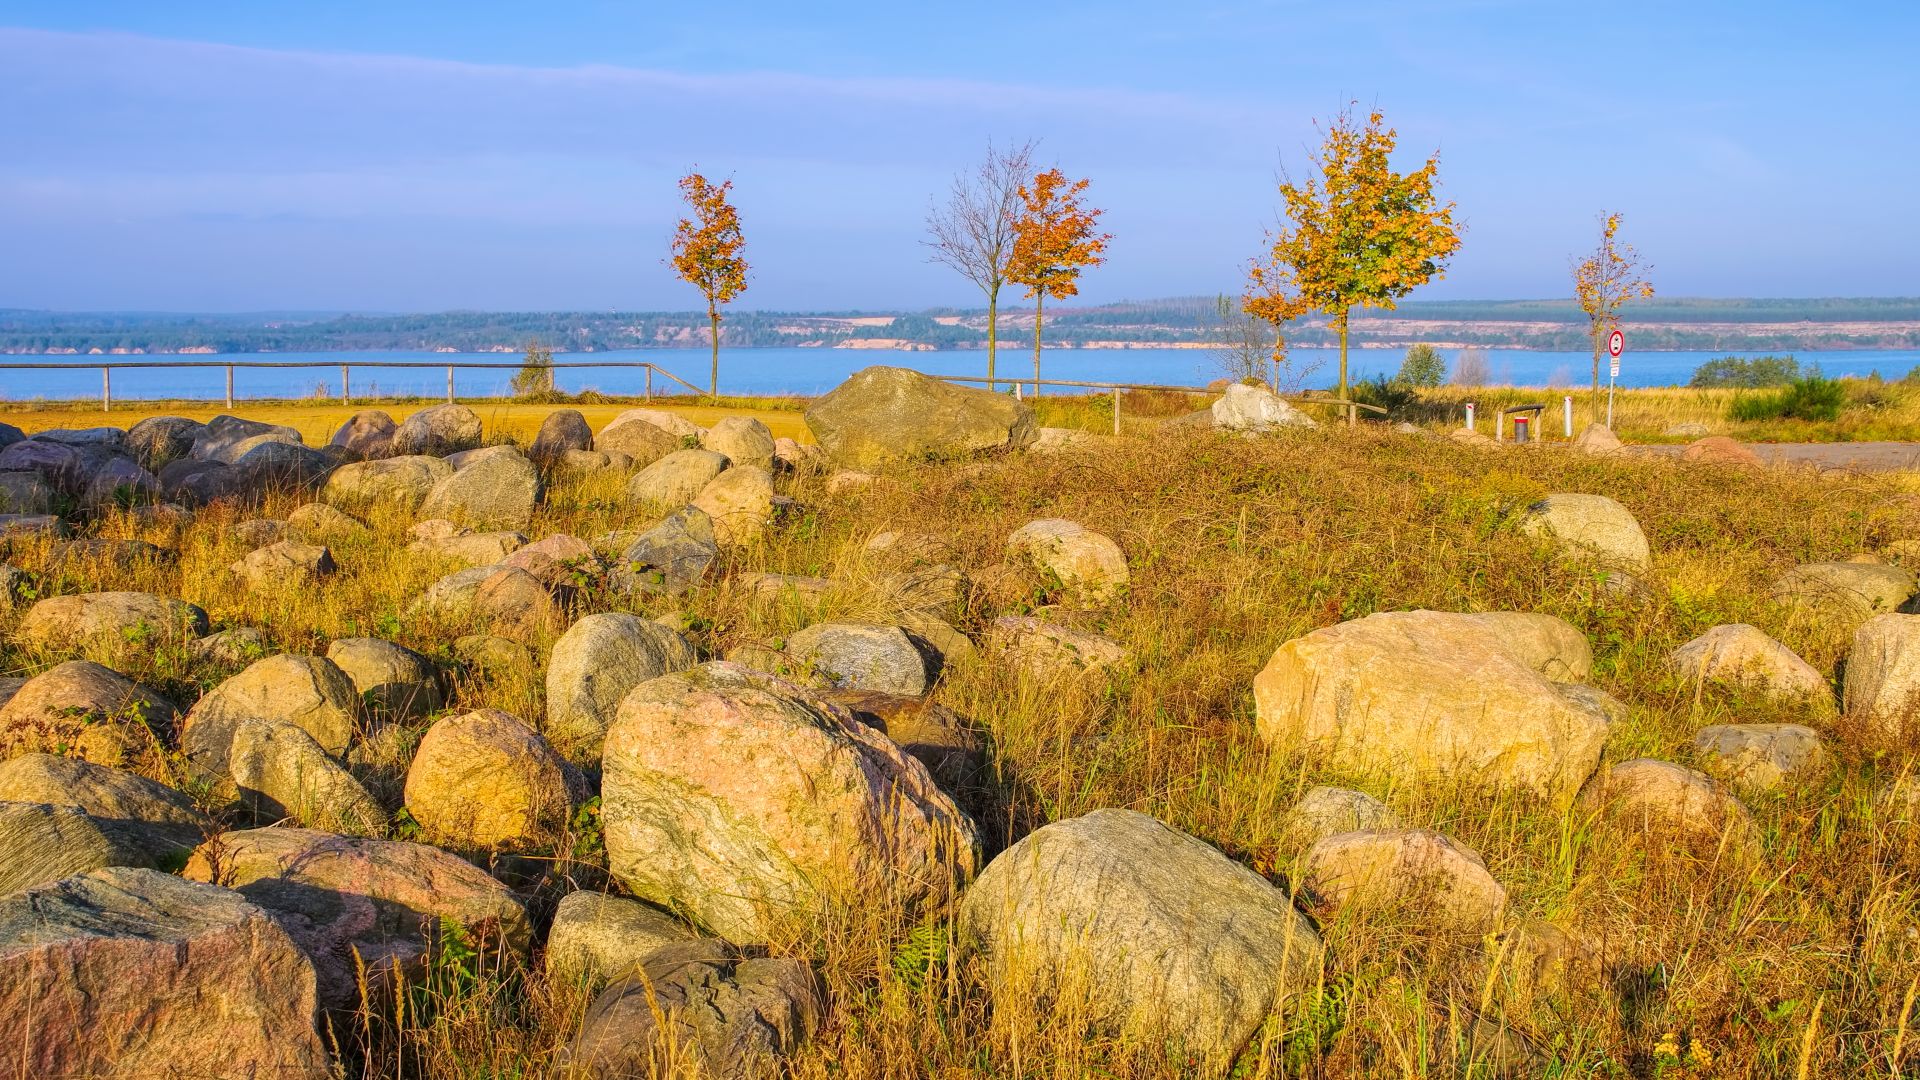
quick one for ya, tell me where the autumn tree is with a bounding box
[1246,106,1461,418]
[925,139,1035,390]
[670,171,748,399]
[1573,212,1654,412]
[1007,168,1110,396]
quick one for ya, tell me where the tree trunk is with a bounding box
[1032,294,1044,398]
[1337,312,1352,426]
[1590,322,1602,421]
[986,288,998,392]
[708,307,720,401]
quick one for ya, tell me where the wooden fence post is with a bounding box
[101,368,110,412]
[445,366,454,404]
[1112,387,1120,435]
[225,365,234,409]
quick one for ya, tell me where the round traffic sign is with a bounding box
[1608,330,1625,358]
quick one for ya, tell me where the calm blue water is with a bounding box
[3,346,1917,401]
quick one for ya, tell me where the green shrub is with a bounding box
[1350,376,1420,419]
[1727,373,1846,422]
[1395,343,1445,388]
[1690,354,1801,388]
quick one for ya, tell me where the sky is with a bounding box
[2,1,1916,313]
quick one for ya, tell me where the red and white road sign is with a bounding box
[1608,329,1624,377]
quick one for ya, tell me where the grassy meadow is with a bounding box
[5,401,1920,1078]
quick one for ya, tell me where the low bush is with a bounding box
[1727,373,1847,422]
[1689,354,1802,388]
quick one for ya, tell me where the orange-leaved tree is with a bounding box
[1247,106,1460,418]
[925,139,1036,391]
[1572,211,1654,412]
[1007,167,1110,396]
[670,171,748,399]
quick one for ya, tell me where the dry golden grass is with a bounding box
[4,415,1920,1077]
[1420,381,1920,444]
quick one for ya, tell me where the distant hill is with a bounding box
[3,297,1917,354]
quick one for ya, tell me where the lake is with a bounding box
[3,345,1917,402]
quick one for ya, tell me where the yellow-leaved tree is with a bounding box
[670,171,748,400]
[1007,168,1110,395]
[1572,212,1654,412]
[1246,106,1461,419]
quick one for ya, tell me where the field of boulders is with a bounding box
[1,365,1919,1078]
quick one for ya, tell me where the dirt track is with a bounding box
[1637,441,1920,472]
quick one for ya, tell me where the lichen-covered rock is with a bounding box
[329,409,397,457]
[125,415,207,470]
[233,440,335,489]
[229,539,336,591]
[544,891,700,990]
[563,941,826,1080]
[408,527,529,566]
[958,809,1324,1067]
[1668,623,1829,705]
[190,626,269,666]
[228,718,385,836]
[190,414,304,464]
[1692,723,1830,793]
[545,612,698,753]
[703,415,776,469]
[320,455,453,512]
[1287,786,1401,847]
[1253,610,1613,803]
[785,622,932,695]
[1842,613,1920,743]
[182,827,530,1012]
[1006,519,1129,606]
[627,448,731,506]
[1303,828,1508,933]
[595,413,681,466]
[181,654,358,776]
[616,507,719,593]
[0,801,202,894]
[1462,611,1592,682]
[13,591,208,655]
[0,661,176,765]
[529,409,593,464]
[1210,383,1317,431]
[1773,562,1916,630]
[805,366,1038,467]
[390,403,483,456]
[1577,758,1762,861]
[692,464,775,546]
[0,469,53,512]
[325,637,443,720]
[602,663,979,944]
[988,616,1128,678]
[404,709,578,849]
[1517,493,1651,573]
[0,868,330,1078]
[419,445,541,530]
[0,753,207,831]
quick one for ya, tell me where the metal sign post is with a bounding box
[1606,329,1624,428]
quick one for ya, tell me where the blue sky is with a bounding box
[2,2,1915,312]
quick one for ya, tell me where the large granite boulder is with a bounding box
[390,403,483,457]
[0,660,177,765]
[602,663,979,944]
[180,654,358,777]
[1210,383,1317,431]
[1252,610,1613,803]
[13,591,208,655]
[616,506,719,593]
[785,621,932,695]
[329,409,397,457]
[1006,519,1130,606]
[958,808,1324,1067]
[189,415,304,464]
[1668,623,1829,705]
[703,415,776,469]
[320,455,453,512]
[627,448,730,507]
[124,415,207,470]
[563,941,826,1080]
[419,445,542,530]
[325,637,443,720]
[0,868,329,1078]
[230,539,336,591]
[530,409,593,464]
[1691,723,1830,793]
[0,753,208,833]
[1517,493,1651,573]
[545,612,699,753]
[0,801,202,894]
[692,464,775,546]
[404,709,578,850]
[1843,613,1920,744]
[228,718,385,836]
[182,828,530,1012]
[1577,758,1762,861]
[1772,561,1916,630]
[595,414,681,466]
[804,366,1038,468]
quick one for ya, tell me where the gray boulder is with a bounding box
[321,455,453,512]
[180,654,359,776]
[0,661,177,765]
[124,416,207,470]
[1772,561,1916,630]
[545,612,699,752]
[1842,613,1920,744]
[419,445,542,529]
[545,891,701,990]
[190,415,303,464]
[804,365,1038,467]
[0,753,207,832]
[563,940,826,1080]
[390,403,483,456]
[329,409,397,457]
[1287,786,1400,847]
[0,801,202,894]
[595,414,680,466]
[1211,383,1317,431]
[1668,623,1829,705]
[617,506,719,593]
[530,409,594,463]
[1692,723,1830,793]
[233,440,334,488]
[628,448,730,507]
[1517,493,1652,573]
[228,718,385,836]
[0,470,52,513]
[692,464,775,546]
[0,868,329,1078]
[785,621,932,695]
[325,637,443,720]
[959,808,1324,1067]
[703,415,776,469]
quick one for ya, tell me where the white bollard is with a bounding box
[1564,395,1574,437]
[1464,402,1476,431]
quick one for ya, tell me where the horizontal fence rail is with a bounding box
[0,359,706,409]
